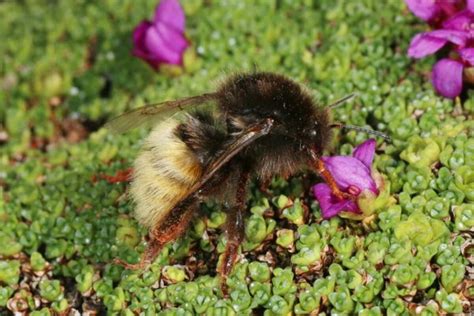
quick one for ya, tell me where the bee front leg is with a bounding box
[314,159,355,201]
[217,170,249,297]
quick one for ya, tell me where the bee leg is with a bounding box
[314,159,355,201]
[113,238,162,269]
[114,197,198,269]
[218,206,244,297]
[259,178,272,196]
[218,170,249,297]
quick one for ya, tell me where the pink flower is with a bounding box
[405,0,463,22]
[406,0,474,98]
[132,0,189,69]
[312,139,379,219]
[407,29,469,58]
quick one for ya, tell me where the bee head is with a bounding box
[298,113,333,157]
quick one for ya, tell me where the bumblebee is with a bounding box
[106,72,388,294]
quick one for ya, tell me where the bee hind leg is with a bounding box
[114,197,198,269]
[217,170,250,297]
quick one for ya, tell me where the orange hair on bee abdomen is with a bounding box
[130,119,203,228]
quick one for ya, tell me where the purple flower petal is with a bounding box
[154,0,186,33]
[321,156,378,193]
[144,24,188,65]
[408,30,468,58]
[426,29,468,45]
[132,0,188,69]
[442,10,474,31]
[432,58,463,98]
[313,184,359,219]
[459,48,474,65]
[352,139,376,169]
[468,0,474,13]
[133,20,151,45]
[404,0,441,21]
[155,23,188,52]
[438,0,463,16]
[132,21,157,62]
[408,33,447,58]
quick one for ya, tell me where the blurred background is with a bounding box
[1,0,416,152]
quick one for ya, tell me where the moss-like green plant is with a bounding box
[400,136,440,169]
[441,263,465,293]
[0,261,20,286]
[282,198,305,225]
[248,262,271,283]
[30,308,52,316]
[0,234,22,256]
[39,279,63,302]
[453,203,474,231]
[0,286,14,307]
[454,165,474,201]
[75,265,95,294]
[162,266,186,284]
[435,289,463,314]
[103,287,126,312]
[275,228,295,249]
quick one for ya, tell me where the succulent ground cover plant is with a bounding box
[1,0,473,315]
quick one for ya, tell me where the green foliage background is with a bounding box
[1,0,473,315]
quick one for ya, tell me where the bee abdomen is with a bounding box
[130,120,203,228]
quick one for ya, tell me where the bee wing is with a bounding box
[194,118,275,188]
[104,93,218,133]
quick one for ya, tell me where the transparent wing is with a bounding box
[104,93,218,133]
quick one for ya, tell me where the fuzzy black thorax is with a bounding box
[177,72,332,180]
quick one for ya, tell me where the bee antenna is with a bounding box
[327,93,357,109]
[330,123,391,142]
